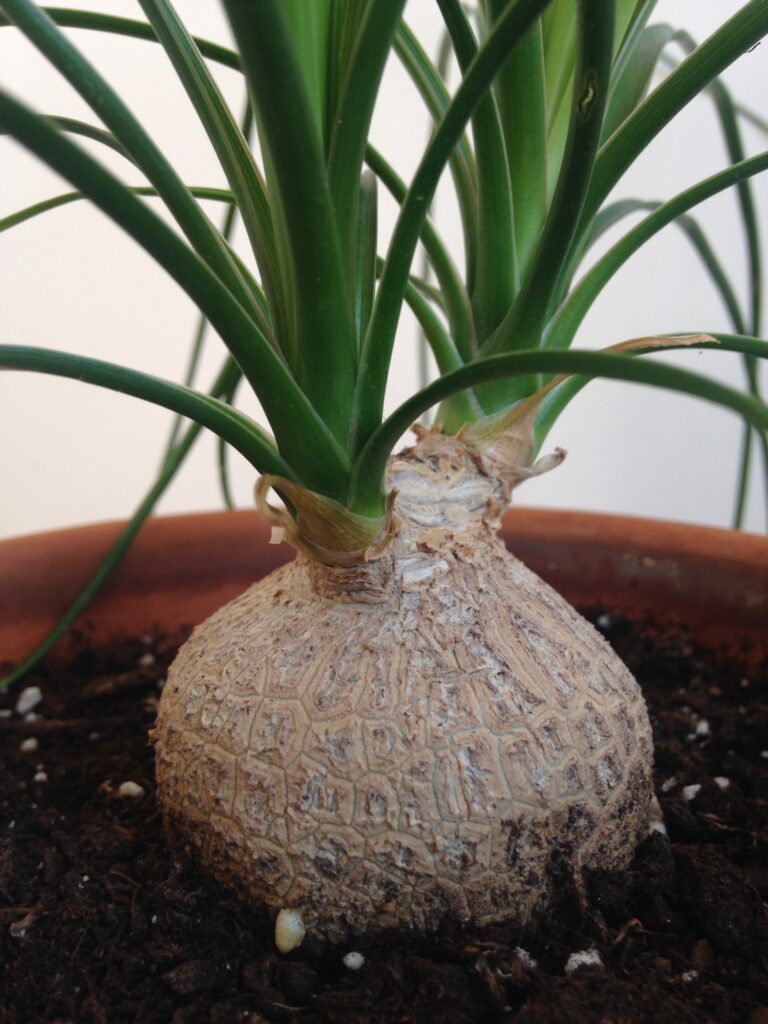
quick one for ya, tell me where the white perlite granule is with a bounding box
[118,781,145,798]
[342,951,365,971]
[20,737,39,753]
[514,947,537,970]
[564,949,603,974]
[15,686,42,716]
[683,784,702,802]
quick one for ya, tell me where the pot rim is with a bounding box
[1,507,766,667]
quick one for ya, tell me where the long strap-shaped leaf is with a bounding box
[0,6,242,68]
[483,0,547,277]
[548,149,768,351]
[328,0,407,267]
[582,0,768,228]
[136,0,286,356]
[349,342,768,512]
[0,0,263,326]
[0,91,350,494]
[0,111,275,342]
[0,184,231,232]
[0,346,295,479]
[222,0,356,444]
[481,0,615,371]
[352,0,554,454]
[0,355,243,693]
[394,21,479,293]
[581,199,747,334]
[365,144,476,361]
[437,0,518,341]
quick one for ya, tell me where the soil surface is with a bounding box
[1,611,767,1024]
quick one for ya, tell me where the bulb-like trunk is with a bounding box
[154,432,652,939]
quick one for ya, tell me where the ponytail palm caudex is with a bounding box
[1,0,768,938]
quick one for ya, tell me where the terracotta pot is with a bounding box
[1,508,767,671]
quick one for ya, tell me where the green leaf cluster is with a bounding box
[1,0,768,687]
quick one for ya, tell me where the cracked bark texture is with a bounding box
[154,432,653,939]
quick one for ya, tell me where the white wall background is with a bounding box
[1,0,767,540]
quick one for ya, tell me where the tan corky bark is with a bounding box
[154,432,653,939]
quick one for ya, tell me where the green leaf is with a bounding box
[0,346,295,479]
[533,331,768,436]
[548,148,768,351]
[348,342,768,514]
[437,0,517,342]
[483,3,547,277]
[161,153,247,462]
[324,1,369,151]
[0,5,242,69]
[601,24,680,143]
[669,31,762,336]
[0,91,350,494]
[394,21,479,290]
[580,199,747,335]
[328,0,407,268]
[279,0,332,139]
[353,171,378,349]
[0,184,234,231]
[135,0,285,354]
[0,356,242,693]
[0,0,262,324]
[353,0,555,454]
[365,144,477,362]
[583,0,768,228]
[222,0,357,444]
[479,0,616,410]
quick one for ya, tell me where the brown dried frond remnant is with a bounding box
[154,432,652,939]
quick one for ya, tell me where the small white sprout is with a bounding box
[118,781,145,799]
[695,719,710,737]
[682,969,698,982]
[33,771,47,783]
[20,737,39,753]
[564,949,603,974]
[514,947,537,970]
[683,784,701,802]
[275,908,305,953]
[343,951,365,971]
[714,776,730,790]
[16,686,42,716]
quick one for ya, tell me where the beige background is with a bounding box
[1,0,767,539]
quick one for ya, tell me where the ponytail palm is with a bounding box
[1,0,768,939]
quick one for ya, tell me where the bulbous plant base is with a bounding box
[153,434,653,940]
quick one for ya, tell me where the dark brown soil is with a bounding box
[1,611,767,1024]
